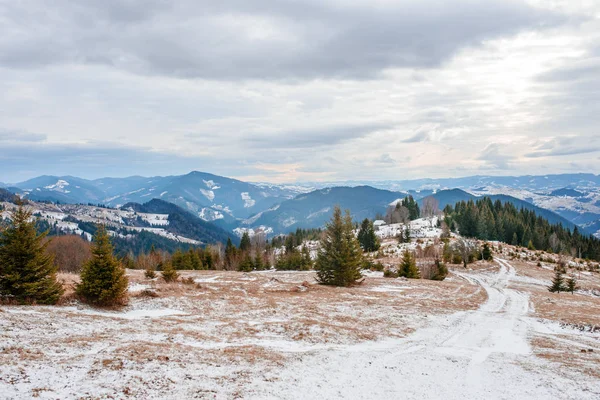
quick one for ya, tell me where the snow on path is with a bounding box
[245,258,599,399]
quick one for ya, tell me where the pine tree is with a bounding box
[300,245,313,271]
[399,250,421,279]
[357,219,380,252]
[224,238,237,270]
[77,225,128,307]
[240,232,251,253]
[315,206,364,286]
[511,232,519,246]
[172,248,185,269]
[161,261,179,282]
[566,276,578,294]
[254,251,265,271]
[144,268,156,279]
[0,205,64,304]
[189,249,202,270]
[238,254,254,272]
[548,269,566,293]
[482,242,493,261]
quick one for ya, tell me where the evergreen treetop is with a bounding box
[357,218,380,253]
[76,225,128,307]
[315,206,364,286]
[548,269,566,293]
[399,250,420,279]
[0,205,64,304]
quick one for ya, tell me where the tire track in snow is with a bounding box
[249,258,599,399]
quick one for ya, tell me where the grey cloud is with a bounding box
[537,60,600,82]
[524,136,600,158]
[0,129,47,143]
[0,0,564,80]
[402,130,432,143]
[242,122,392,148]
[478,143,513,169]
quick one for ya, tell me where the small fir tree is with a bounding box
[482,242,493,261]
[404,227,411,243]
[240,232,252,253]
[0,205,64,304]
[315,206,364,286]
[77,225,128,307]
[300,245,313,270]
[566,275,578,294]
[254,251,265,271]
[161,262,179,282]
[144,268,156,279]
[238,254,254,272]
[357,219,380,253]
[224,238,237,270]
[399,250,420,279]
[548,269,566,293]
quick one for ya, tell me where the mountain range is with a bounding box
[7,172,306,228]
[3,172,600,239]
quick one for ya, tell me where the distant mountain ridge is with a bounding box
[242,187,585,236]
[243,186,404,234]
[6,172,600,238]
[11,171,304,224]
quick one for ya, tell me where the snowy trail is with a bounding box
[248,259,598,399]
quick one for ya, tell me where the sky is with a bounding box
[1,0,599,184]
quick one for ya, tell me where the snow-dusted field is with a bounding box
[1,261,599,399]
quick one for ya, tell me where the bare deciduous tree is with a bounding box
[45,235,92,273]
[422,196,440,218]
[453,238,478,268]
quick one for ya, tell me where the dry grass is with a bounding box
[508,260,600,328]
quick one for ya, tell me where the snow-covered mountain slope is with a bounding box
[11,172,305,223]
[9,172,600,238]
[0,197,235,254]
[243,186,403,234]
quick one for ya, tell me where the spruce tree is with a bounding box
[161,261,179,282]
[76,225,128,307]
[482,242,493,261]
[548,269,566,293]
[566,276,578,294]
[315,206,363,286]
[399,250,420,279]
[238,254,254,272]
[224,238,237,270]
[254,251,265,270]
[358,219,380,252]
[0,205,64,304]
[300,245,313,270]
[404,227,411,243]
[240,232,251,253]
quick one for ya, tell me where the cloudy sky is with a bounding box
[1,0,599,183]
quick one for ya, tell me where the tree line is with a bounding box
[443,197,600,261]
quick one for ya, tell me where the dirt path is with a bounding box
[246,259,600,399]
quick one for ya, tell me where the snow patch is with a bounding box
[200,189,215,202]
[241,192,256,208]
